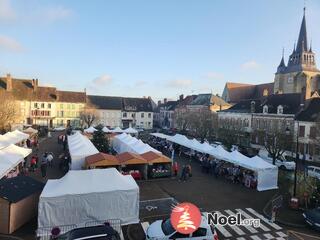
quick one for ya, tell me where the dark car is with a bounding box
[56,225,121,240]
[303,207,320,231]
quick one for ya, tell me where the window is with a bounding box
[299,126,305,137]
[263,89,269,96]
[34,103,38,108]
[41,103,45,108]
[310,127,316,139]
[263,105,268,114]
[141,113,144,118]
[48,103,51,109]
[67,104,70,109]
[123,112,127,118]
[277,105,283,114]
[60,111,64,117]
[132,113,135,118]
[60,104,63,109]
[72,104,75,109]
[148,113,151,118]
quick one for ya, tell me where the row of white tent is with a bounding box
[0,130,30,150]
[68,131,99,170]
[84,126,138,134]
[0,144,32,179]
[113,133,160,155]
[151,133,278,191]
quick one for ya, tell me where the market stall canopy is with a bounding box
[84,126,97,133]
[141,151,171,164]
[0,144,32,179]
[124,127,138,134]
[68,132,99,170]
[38,168,139,231]
[113,133,159,154]
[112,127,123,133]
[102,126,112,133]
[0,130,29,150]
[85,152,119,168]
[150,132,172,140]
[23,127,38,134]
[116,152,147,165]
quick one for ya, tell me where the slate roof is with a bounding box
[160,101,179,111]
[57,90,86,103]
[0,77,85,103]
[220,99,263,113]
[223,82,274,104]
[260,93,302,114]
[87,95,122,110]
[175,95,197,108]
[295,98,320,122]
[0,176,44,203]
[191,94,229,106]
[122,97,153,112]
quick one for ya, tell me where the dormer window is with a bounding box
[263,89,269,96]
[277,105,283,114]
[263,105,268,114]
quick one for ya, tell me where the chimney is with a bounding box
[250,101,256,113]
[6,73,12,91]
[32,78,38,91]
[148,96,151,99]
[179,94,184,101]
[157,100,161,106]
[164,98,167,104]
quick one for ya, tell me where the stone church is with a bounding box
[274,8,320,99]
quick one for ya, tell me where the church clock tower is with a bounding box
[274,8,320,99]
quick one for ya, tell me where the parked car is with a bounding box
[258,150,295,170]
[146,213,218,240]
[307,166,320,180]
[56,225,120,240]
[303,207,320,231]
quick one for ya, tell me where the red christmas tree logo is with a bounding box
[170,202,201,234]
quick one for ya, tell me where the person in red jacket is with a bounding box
[173,162,178,177]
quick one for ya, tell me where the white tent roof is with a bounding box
[102,126,112,133]
[124,127,138,134]
[113,133,159,154]
[150,132,172,140]
[23,127,38,134]
[84,126,97,133]
[0,130,29,150]
[68,132,99,170]
[0,144,32,178]
[112,127,123,133]
[41,168,138,197]
[38,168,139,229]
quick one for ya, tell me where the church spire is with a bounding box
[277,48,286,72]
[296,7,308,53]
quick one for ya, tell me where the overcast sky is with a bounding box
[1,0,320,101]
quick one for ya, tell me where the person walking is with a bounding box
[40,153,48,178]
[179,165,187,182]
[47,152,54,168]
[30,155,37,172]
[186,164,192,180]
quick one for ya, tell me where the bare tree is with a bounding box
[80,105,100,128]
[0,94,21,132]
[255,129,293,165]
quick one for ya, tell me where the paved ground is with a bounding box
[9,132,320,240]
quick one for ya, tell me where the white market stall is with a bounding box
[37,168,139,234]
[0,144,32,179]
[113,133,160,155]
[84,126,97,134]
[102,126,112,133]
[23,127,38,135]
[0,130,29,150]
[150,132,278,191]
[123,127,138,134]
[68,132,99,170]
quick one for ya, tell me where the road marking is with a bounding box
[246,208,282,230]
[276,231,288,237]
[214,211,232,238]
[141,222,150,234]
[235,208,270,232]
[225,209,258,234]
[250,235,263,240]
[236,238,246,240]
[263,233,275,239]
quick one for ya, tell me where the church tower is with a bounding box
[274,8,320,99]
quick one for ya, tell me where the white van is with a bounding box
[307,166,320,180]
[258,149,295,171]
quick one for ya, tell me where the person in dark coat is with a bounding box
[40,153,48,178]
